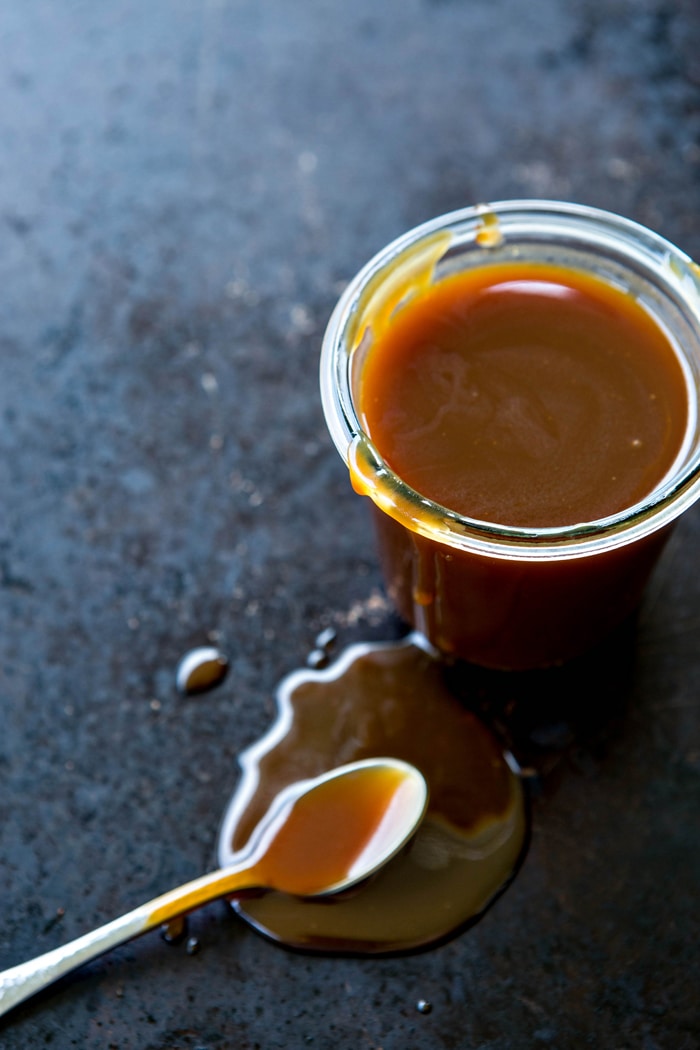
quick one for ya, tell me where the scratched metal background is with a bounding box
[0,1,699,1047]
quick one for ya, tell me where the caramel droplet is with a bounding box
[161,915,188,944]
[176,646,229,695]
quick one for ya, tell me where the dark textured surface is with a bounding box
[1,1,699,1047]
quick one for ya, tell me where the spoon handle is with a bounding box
[0,861,260,1020]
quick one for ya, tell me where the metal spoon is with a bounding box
[0,757,427,1018]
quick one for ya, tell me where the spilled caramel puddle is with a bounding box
[217,634,528,954]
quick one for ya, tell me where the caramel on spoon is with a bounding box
[0,758,427,1018]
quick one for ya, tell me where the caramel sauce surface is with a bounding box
[359,262,689,527]
[218,636,527,953]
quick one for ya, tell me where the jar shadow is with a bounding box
[441,614,639,793]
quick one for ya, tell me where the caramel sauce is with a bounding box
[359,261,689,528]
[366,505,672,669]
[217,634,527,953]
[176,646,229,694]
[150,762,423,933]
[251,763,421,896]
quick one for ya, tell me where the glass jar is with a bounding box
[320,201,700,669]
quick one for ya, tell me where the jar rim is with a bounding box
[320,200,700,561]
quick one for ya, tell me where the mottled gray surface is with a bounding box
[1,1,699,1047]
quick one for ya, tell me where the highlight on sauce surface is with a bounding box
[359,261,690,529]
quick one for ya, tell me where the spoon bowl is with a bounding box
[0,757,427,1019]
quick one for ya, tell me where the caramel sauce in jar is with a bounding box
[353,261,690,668]
[359,262,688,528]
[322,204,700,668]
